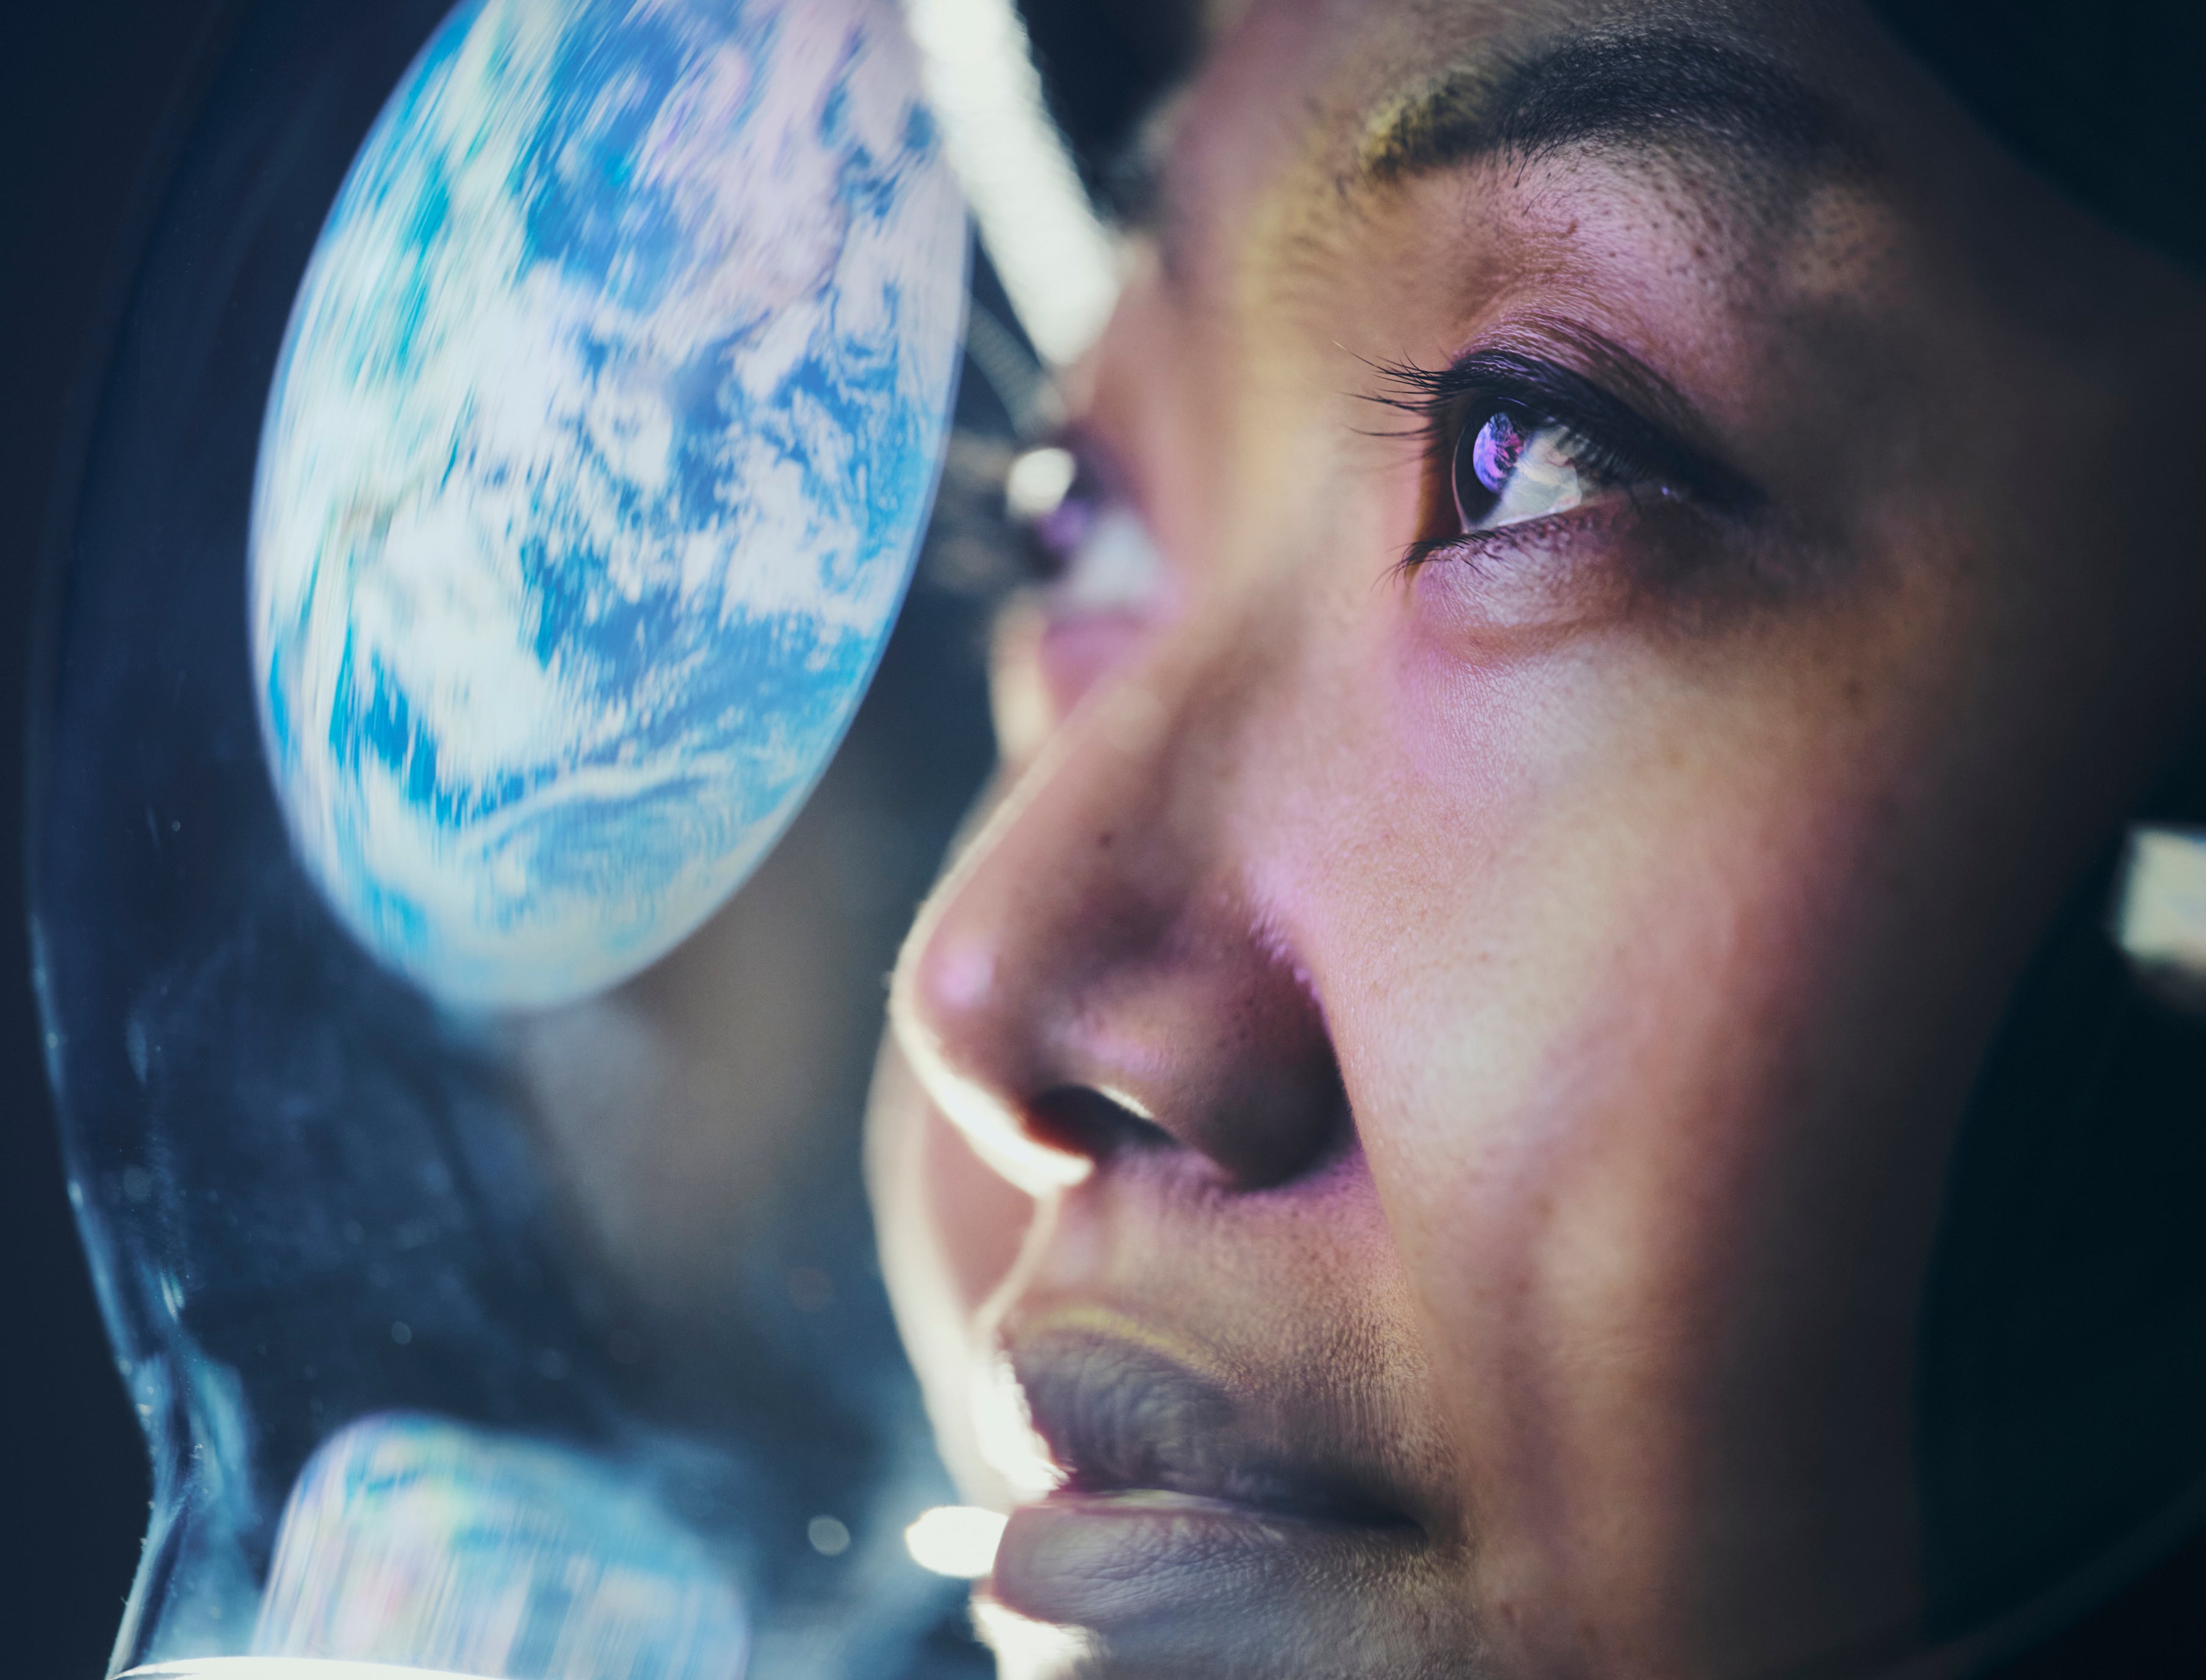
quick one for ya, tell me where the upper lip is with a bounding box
[1008,1326,1413,1529]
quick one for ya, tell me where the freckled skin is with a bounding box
[865,3,2206,1676]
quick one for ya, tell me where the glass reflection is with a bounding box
[31,0,1009,1673]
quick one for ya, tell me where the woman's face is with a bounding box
[867,1,2206,1675]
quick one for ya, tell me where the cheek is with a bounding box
[1281,618,1960,1633]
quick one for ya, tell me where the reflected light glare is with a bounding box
[1005,445,1077,521]
[972,1346,1062,1499]
[2119,826,2206,973]
[904,0,1120,364]
[971,1600,1100,1676]
[905,1505,1009,1577]
[890,1012,1093,1194]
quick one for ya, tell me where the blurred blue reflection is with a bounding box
[254,1413,746,1677]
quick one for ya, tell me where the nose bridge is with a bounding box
[892,617,1345,1192]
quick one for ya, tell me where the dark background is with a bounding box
[3,1,232,1671]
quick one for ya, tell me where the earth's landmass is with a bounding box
[251,0,964,1009]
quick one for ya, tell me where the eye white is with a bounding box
[1052,504,1166,614]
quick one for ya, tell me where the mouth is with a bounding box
[982,1327,1430,1673]
[1014,1330,1408,1523]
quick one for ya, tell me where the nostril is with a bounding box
[1026,1086,1176,1162]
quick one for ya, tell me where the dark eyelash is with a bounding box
[1367,350,1759,569]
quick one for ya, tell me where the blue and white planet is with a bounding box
[251,0,965,1009]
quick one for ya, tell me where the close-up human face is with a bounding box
[867,2,2206,1676]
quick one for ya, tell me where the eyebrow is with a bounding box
[1355,27,1858,189]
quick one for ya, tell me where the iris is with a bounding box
[1453,408,1592,532]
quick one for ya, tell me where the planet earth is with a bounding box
[250,0,965,1010]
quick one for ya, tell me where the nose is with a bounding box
[890,636,1346,1195]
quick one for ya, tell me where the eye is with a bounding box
[1374,348,1765,574]
[1451,407,1619,533]
[1006,444,1166,616]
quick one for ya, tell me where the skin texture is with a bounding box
[865,2,2206,1675]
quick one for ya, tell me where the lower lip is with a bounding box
[986,1487,1416,1640]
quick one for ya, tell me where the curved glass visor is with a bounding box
[28,0,1001,1673]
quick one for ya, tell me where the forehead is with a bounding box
[1148,0,1876,294]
